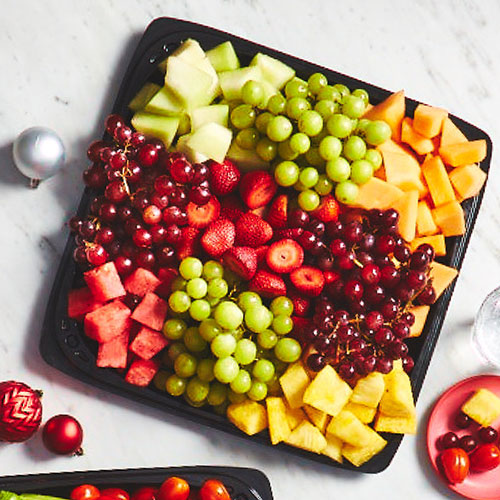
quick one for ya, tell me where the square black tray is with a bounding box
[0,466,272,500]
[40,17,493,473]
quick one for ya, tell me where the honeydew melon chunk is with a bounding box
[226,142,270,172]
[185,122,232,163]
[219,66,263,101]
[259,80,279,108]
[144,86,183,116]
[176,134,209,163]
[129,82,161,112]
[207,41,240,72]
[178,113,191,135]
[190,104,229,131]
[250,52,295,90]
[131,112,179,149]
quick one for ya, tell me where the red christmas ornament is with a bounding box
[42,414,83,455]
[0,380,43,442]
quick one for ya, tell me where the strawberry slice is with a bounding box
[239,171,277,209]
[235,213,273,247]
[186,197,220,228]
[266,194,288,228]
[312,194,340,223]
[208,159,241,196]
[223,246,257,280]
[249,269,287,298]
[201,219,235,257]
[266,239,304,273]
[290,266,325,297]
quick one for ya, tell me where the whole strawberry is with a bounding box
[235,213,273,247]
[208,159,241,196]
[201,219,235,257]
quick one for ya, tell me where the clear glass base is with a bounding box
[472,286,500,368]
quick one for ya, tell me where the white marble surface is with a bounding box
[0,0,499,497]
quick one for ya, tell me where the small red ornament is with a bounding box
[42,414,84,455]
[0,380,43,442]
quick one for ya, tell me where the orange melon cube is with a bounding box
[410,234,446,257]
[440,117,468,148]
[432,201,465,237]
[449,164,487,200]
[352,177,404,210]
[392,190,418,242]
[421,156,456,207]
[377,139,412,156]
[401,117,434,155]
[408,305,430,337]
[439,140,487,167]
[364,90,405,141]
[416,200,438,236]
[413,104,448,138]
[429,262,458,299]
[381,149,427,198]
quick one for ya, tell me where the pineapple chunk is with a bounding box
[344,402,377,424]
[379,368,416,418]
[462,389,500,427]
[284,403,306,430]
[350,372,385,408]
[304,404,330,433]
[326,410,376,447]
[279,361,310,409]
[266,397,292,444]
[227,400,268,435]
[342,432,387,467]
[303,365,352,416]
[374,412,417,434]
[285,420,327,454]
[322,434,343,463]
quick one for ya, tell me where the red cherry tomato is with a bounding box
[470,443,500,472]
[100,489,129,500]
[199,480,231,500]
[440,448,469,484]
[71,485,100,500]
[157,477,190,500]
[131,487,157,500]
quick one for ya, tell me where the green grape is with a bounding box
[285,77,309,98]
[355,118,371,135]
[272,357,288,374]
[171,276,187,291]
[315,174,334,195]
[285,97,310,120]
[235,128,260,150]
[342,95,366,119]
[211,333,237,358]
[207,277,228,298]
[267,115,293,142]
[245,305,273,333]
[237,291,262,311]
[308,72,328,94]
[241,80,265,106]
[214,356,239,384]
[274,338,301,363]
[179,257,203,279]
[343,135,367,161]
[267,93,286,115]
[274,160,300,187]
[326,157,351,182]
[247,381,268,401]
[318,135,342,160]
[213,401,229,415]
[289,132,310,154]
[270,296,294,316]
[317,85,341,102]
[230,369,252,394]
[310,126,328,146]
[352,88,370,104]
[163,318,187,340]
[277,140,299,161]
[168,290,191,313]
[207,296,221,308]
[364,148,383,170]
[183,392,205,408]
[167,342,187,363]
[304,146,325,167]
[166,374,187,396]
[365,120,392,145]
[153,370,169,391]
[335,180,359,204]
[333,83,350,98]
[186,277,208,299]
[203,260,224,280]
[255,112,273,134]
[350,159,374,185]
[234,338,257,365]
[174,352,198,378]
[197,358,216,382]
[252,359,275,383]
[214,301,243,330]
[298,189,320,211]
[272,315,293,335]
[228,389,247,404]
[231,104,256,129]
[199,318,222,342]
[184,326,208,352]
[298,167,319,189]
[257,329,278,349]
[298,110,323,136]
[293,180,308,192]
[186,377,210,403]
[229,328,244,341]
[326,114,352,138]
[256,137,278,162]
[314,99,337,120]
[207,381,227,406]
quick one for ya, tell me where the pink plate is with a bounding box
[427,375,500,500]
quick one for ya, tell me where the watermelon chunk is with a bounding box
[84,262,126,302]
[155,267,178,299]
[124,268,161,297]
[67,287,104,319]
[131,293,168,331]
[129,326,169,360]
[84,300,131,343]
[125,358,160,387]
[97,328,130,368]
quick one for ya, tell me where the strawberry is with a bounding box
[201,219,235,258]
[323,270,341,284]
[175,227,201,261]
[274,227,304,240]
[312,194,340,223]
[266,239,304,273]
[239,170,277,209]
[290,266,325,297]
[222,246,257,280]
[266,194,288,228]
[249,269,287,298]
[186,197,220,228]
[288,290,311,317]
[208,159,241,196]
[219,194,245,222]
[235,213,273,247]
[255,245,270,266]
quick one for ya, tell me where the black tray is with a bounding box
[0,466,272,500]
[40,17,493,474]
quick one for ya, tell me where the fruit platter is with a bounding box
[40,17,492,473]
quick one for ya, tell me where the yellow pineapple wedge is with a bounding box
[344,402,377,424]
[304,404,330,433]
[462,388,500,427]
[266,397,292,444]
[350,372,385,408]
[227,400,268,435]
[279,361,310,409]
[322,433,343,463]
[285,420,327,454]
[284,402,306,430]
[379,367,416,418]
[374,412,417,434]
[342,431,387,467]
[303,365,352,416]
[326,410,376,447]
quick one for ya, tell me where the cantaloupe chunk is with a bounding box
[413,104,448,138]
[408,305,430,337]
[364,90,405,141]
[416,200,438,236]
[432,201,465,237]
[439,140,487,167]
[382,150,427,197]
[401,117,434,155]
[410,234,446,257]
[377,138,412,156]
[449,164,487,200]
[352,177,404,210]
[429,261,458,299]
[440,117,468,147]
[421,156,456,207]
[392,190,418,242]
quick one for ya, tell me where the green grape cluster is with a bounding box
[228,75,391,207]
[157,257,302,411]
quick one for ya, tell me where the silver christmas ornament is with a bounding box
[12,127,66,188]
